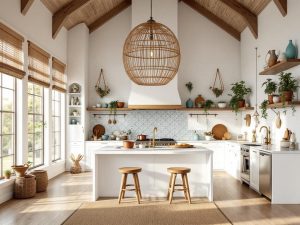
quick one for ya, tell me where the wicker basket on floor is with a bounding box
[14,174,36,199]
[30,170,48,192]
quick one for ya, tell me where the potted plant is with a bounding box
[203,100,214,113]
[262,79,277,104]
[185,82,194,108]
[4,170,12,179]
[278,72,299,102]
[260,100,269,119]
[228,81,251,113]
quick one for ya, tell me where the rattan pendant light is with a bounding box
[123,0,181,86]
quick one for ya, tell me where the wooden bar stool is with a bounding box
[118,167,142,204]
[167,167,191,204]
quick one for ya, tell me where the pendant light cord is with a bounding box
[150,0,153,20]
[255,47,258,108]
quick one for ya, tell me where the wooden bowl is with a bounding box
[11,165,29,177]
[117,102,125,108]
[123,141,134,149]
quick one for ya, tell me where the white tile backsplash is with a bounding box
[89,110,242,140]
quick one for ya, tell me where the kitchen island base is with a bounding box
[92,149,213,202]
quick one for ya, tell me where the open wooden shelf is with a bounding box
[266,101,300,109]
[259,59,300,75]
[87,106,254,112]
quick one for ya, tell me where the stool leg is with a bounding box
[169,173,177,204]
[121,174,127,199]
[118,174,126,204]
[135,173,142,199]
[181,174,188,200]
[183,174,192,204]
[167,173,173,200]
[133,173,141,204]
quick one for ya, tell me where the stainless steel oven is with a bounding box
[240,145,250,184]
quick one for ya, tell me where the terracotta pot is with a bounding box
[11,165,29,177]
[123,141,134,149]
[268,95,274,104]
[117,102,125,108]
[137,134,147,141]
[238,99,245,108]
[281,91,293,102]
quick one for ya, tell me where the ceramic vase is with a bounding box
[285,40,297,59]
[186,98,194,108]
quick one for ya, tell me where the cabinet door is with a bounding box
[69,125,84,142]
[250,148,259,191]
[197,143,225,170]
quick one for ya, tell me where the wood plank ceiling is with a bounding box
[37,0,286,40]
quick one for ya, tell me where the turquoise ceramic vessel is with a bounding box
[186,98,194,108]
[285,40,297,59]
[193,132,200,141]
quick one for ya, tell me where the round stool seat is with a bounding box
[119,167,142,174]
[167,167,191,174]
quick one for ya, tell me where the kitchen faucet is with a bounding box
[151,127,158,147]
[259,126,271,145]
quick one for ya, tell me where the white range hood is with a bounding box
[127,0,182,109]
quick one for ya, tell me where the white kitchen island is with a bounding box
[92,147,213,202]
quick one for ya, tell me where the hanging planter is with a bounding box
[95,69,110,98]
[210,68,224,98]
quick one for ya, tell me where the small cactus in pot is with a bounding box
[4,169,12,179]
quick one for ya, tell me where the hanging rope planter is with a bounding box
[210,68,224,97]
[95,69,110,98]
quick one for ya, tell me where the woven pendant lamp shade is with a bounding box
[123,19,180,86]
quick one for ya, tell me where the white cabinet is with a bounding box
[191,142,225,170]
[225,143,240,180]
[250,147,260,192]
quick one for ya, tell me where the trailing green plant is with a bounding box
[262,79,277,95]
[95,86,110,98]
[210,87,223,98]
[228,81,251,113]
[185,82,193,94]
[278,72,299,93]
[203,100,214,113]
[260,100,269,119]
[109,101,118,114]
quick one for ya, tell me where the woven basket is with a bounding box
[14,174,36,199]
[30,170,48,192]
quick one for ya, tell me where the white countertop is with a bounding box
[93,146,212,155]
[253,144,300,154]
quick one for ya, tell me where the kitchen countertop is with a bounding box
[253,144,300,154]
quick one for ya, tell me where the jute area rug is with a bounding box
[63,198,231,225]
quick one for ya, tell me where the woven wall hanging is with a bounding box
[95,69,110,98]
[210,68,224,97]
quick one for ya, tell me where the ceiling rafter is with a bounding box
[220,0,258,39]
[89,0,132,33]
[21,0,34,15]
[181,0,240,41]
[273,0,287,16]
[52,0,91,39]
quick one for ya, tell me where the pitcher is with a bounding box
[265,50,278,68]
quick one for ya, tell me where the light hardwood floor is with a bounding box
[1,171,300,225]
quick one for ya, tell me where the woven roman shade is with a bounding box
[28,41,50,87]
[0,22,25,79]
[52,57,67,93]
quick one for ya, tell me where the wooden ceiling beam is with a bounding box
[89,0,132,33]
[181,0,240,41]
[21,0,34,15]
[52,0,91,39]
[273,0,287,16]
[220,0,258,39]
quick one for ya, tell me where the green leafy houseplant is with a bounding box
[228,81,251,113]
[109,101,118,114]
[210,87,223,98]
[203,100,214,113]
[185,82,193,93]
[278,72,299,102]
[262,79,277,104]
[185,82,194,108]
[260,100,269,119]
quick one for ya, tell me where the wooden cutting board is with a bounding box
[93,124,105,138]
[212,124,228,140]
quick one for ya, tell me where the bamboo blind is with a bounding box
[52,57,67,93]
[0,22,25,79]
[28,41,50,87]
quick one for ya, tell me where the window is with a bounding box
[52,90,62,162]
[0,74,16,177]
[28,82,44,168]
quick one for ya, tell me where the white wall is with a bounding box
[0,0,68,204]
[241,0,300,144]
